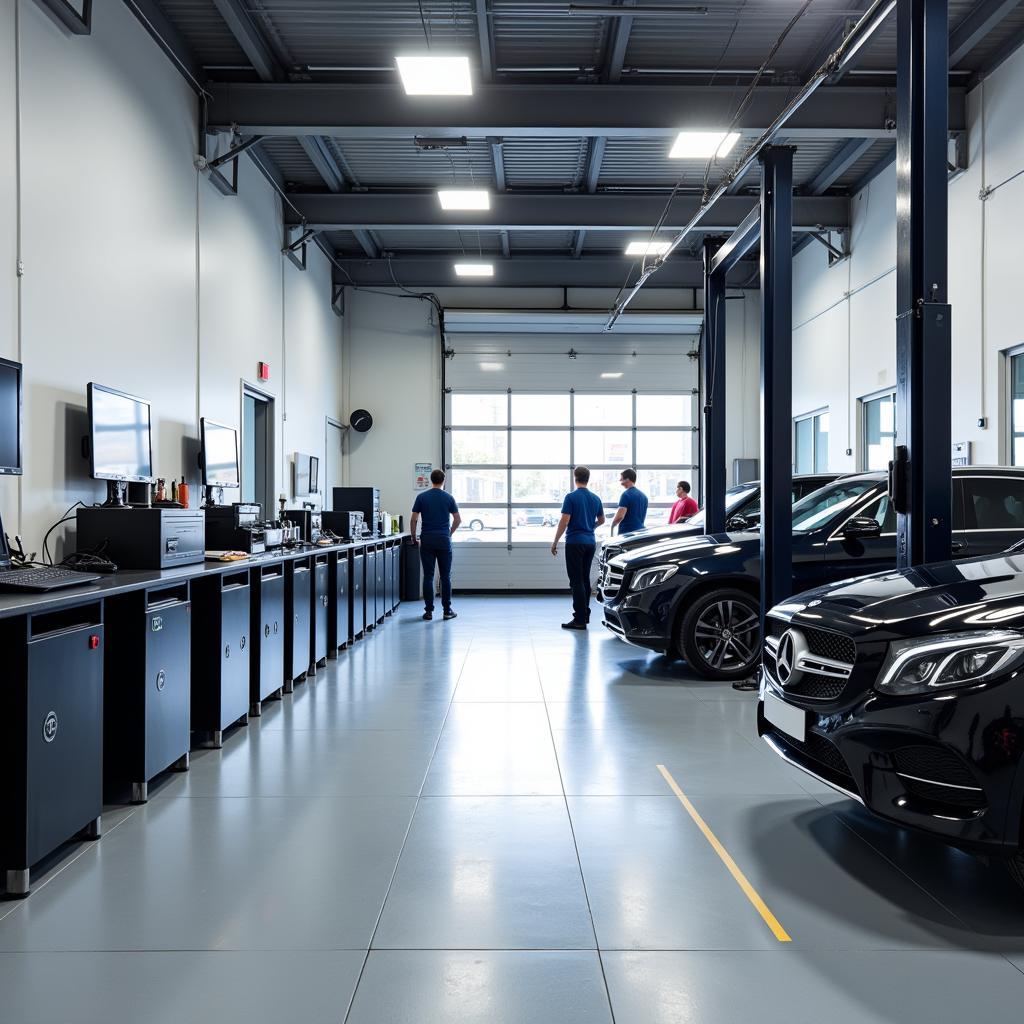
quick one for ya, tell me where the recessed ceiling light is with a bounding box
[669,131,741,159]
[438,189,490,211]
[480,362,504,371]
[601,372,624,379]
[454,263,494,277]
[396,55,472,96]
[625,240,671,257]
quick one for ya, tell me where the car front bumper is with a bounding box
[601,582,682,653]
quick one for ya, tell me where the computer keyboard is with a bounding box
[0,566,104,592]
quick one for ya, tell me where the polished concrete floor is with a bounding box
[3,595,1024,1022]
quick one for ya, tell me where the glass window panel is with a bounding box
[794,417,813,473]
[574,394,632,426]
[965,478,1024,530]
[636,394,691,427]
[451,430,508,465]
[453,506,508,543]
[574,429,633,466]
[511,469,571,502]
[863,394,895,472]
[1012,355,1024,467]
[511,507,561,542]
[636,430,691,464]
[512,430,570,464]
[511,394,570,426]
[814,412,829,473]
[449,468,507,504]
[585,469,629,506]
[451,393,507,426]
[636,469,687,504]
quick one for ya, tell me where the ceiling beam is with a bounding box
[298,136,348,193]
[352,229,380,259]
[284,192,849,233]
[806,137,875,194]
[207,82,961,139]
[332,255,754,290]
[211,0,285,82]
[122,0,204,89]
[709,209,760,276]
[583,136,606,193]
[601,1,635,84]
[949,0,1023,64]
[489,136,507,190]
[475,0,495,80]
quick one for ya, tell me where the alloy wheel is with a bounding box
[692,598,760,672]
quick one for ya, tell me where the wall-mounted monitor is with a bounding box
[0,357,23,476]
[200,418,240,489]
[87,382,154,507]
[294,452,319,498]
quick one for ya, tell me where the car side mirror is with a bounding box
[843,516,882,540]
[726,515,750,531]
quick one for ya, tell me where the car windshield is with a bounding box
[791,480,878,533]
[687,484,758,527]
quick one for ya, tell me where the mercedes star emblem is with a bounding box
[776,630,799,685]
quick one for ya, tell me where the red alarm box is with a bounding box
[258,361,270,381]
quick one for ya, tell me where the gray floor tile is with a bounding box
[0,950,364,1024]
[257,689,452,732]
[346,950,614,1024]
[0,797,415,951]
[373,797,596,949]
[422,703,563,795]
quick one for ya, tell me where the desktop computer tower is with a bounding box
[332,487,380,536]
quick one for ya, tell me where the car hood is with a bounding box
[770,551,1024,641]
[605,522,702,549]
[611,530,757,569]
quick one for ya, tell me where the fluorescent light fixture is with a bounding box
[669,131,741,159]
[438,189,490,211]
[396,54,472,95]
[454,262,494,277]
[601,372,624,379]
[625,240,671,257]
[480,362,505,371]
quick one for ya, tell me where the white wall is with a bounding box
[793,40,1024,472]
[0,0,342,555]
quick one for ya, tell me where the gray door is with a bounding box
[326,419,345,506]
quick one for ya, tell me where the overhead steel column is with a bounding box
[894,0,952,568]
[759,146,795,617]
[702,239,728,534]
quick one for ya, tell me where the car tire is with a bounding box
[469,519,484,531]
[1006,852,1024,892]
[677,588,761,681]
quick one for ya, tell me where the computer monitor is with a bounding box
[87,382,154,508]
[294,452,319,498]
[200,417,240,507]
[0,357,23,476]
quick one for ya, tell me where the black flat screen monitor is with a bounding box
[200,418,240,488]
[0,357,23,476]
[87,382,154,483]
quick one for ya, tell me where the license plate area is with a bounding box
[764,690,807,743]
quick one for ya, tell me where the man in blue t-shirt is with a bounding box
[410,469,462,621]
[550,465,606,630]
[611,468,648,535]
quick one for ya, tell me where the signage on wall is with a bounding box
[414,463,433,490]
[951,441,970,467]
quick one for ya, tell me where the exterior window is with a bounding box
[862,392,895,471]
[446,391,697,544]
[962,477,1024,531]
[794,410,829,473]
[1009,349,1024,466]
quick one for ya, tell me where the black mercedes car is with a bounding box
[757,551,1024,887]
[597,473,839,588]
[602,467,1024,680]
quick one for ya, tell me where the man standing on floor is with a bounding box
[551,465,605,630]
[610,468,648,536]
[410,469,461,622]
[669,479,699,524]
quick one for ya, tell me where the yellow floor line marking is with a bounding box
[657,763,792,943]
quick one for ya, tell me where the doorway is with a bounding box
[242,383,275,516]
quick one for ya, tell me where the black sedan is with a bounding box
[601,468,1024,680]
[757,551,1024,887]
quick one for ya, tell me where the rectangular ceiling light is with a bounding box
[601,372,624,379]
[396,55,472,95]
[454,263,494,277]
[438,189,490,211]
[669,131,741,159]
[625,240,671,257]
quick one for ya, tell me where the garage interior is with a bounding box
[3,0,1024,1021]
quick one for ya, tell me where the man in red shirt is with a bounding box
[668,480,699,524]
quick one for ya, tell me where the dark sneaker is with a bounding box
[561,621,586,630]
[443,610,457,621]
[422,611,433,621]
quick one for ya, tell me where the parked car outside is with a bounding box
[757,545,1024,889]
[601,468,1024,680]
[464,508,507,532]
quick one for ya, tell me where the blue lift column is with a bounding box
[894,0,952,567]
[702,237,728,534]
[759,146,795,619]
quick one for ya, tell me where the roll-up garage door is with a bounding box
[444,320,700,590]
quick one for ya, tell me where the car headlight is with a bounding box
[629,565,678,591]
[875,630,1024,696]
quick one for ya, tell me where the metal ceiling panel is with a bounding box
[834,138,895,187]
[598,137,740,190]
[327,137,495,188]
[257,137,325,188]
[508,230,576,252]
[491,1,607,71]
[322,229,364,253]
[373,228,504,253]
[158,0,250,67]
[501,137,589,188]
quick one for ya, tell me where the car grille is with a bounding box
[888,743,986,810]
[773,729,854,785]
[601,545,623,566]
[764,623,856,702]
[787,676,846,700]
[899,777,986,810]
[801,626,857,665]
[602,564,624,600]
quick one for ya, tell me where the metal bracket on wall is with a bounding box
[195,135,265,196]
[947,131,968,181]
[331,284,345,318]
[283,226,315,271]
[808,229,850,266]
[36,0,92,34]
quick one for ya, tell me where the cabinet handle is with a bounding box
[224,644,231,659]
[265,624,271,638]
[273,621,279,634]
